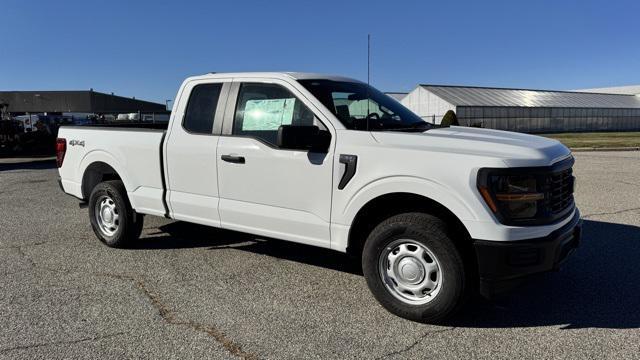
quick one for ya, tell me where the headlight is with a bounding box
[477,158,576,226]
[477,171,545,223]
[492,174,543,219]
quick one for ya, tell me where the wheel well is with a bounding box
[81,162,122,200]
[347,193,473,260]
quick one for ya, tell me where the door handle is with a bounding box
[221,154,245,164]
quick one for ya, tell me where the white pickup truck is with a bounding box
[57,72,581,322]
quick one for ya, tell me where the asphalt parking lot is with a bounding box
[1,151,639,359]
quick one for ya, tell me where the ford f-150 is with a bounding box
[57,72,581,322]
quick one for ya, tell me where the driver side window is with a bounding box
[233,83,326,146]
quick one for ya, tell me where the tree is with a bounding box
[440,110,459,127]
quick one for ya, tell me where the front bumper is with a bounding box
[474,211,582,298]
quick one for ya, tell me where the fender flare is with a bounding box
[78,150,134,197]
[339,175,478,227]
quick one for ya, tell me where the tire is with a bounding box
[88,180,143,248]
[133,214,145,240]
[362,212,467,323]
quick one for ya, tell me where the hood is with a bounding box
[371,126,571,167]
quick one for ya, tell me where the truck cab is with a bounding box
[57,72,581,322]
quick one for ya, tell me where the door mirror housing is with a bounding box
[277,125,331,152]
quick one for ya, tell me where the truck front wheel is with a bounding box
[88,180,143,248]
[362,212,467,323]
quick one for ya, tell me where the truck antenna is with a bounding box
[366,34,371,131]
[367,34,371,89]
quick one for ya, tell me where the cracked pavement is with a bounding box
[1,151,639,359]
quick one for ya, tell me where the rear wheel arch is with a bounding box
[81,162,123,200]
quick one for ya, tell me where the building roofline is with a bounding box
[418,84,639,97]
[0,90,166,113]
[0,89,162,104]
[574,84,640,89]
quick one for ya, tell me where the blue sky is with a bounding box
[2,0,639,104]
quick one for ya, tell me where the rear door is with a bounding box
[216,79,335,248]
[164,79,230,226]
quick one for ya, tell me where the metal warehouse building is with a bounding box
[400,85,640,133]
[0,90,167,115]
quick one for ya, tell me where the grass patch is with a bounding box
[542,132,640,149]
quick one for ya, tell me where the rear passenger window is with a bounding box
[183,83,222,134]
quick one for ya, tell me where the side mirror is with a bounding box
[277,125,331,152]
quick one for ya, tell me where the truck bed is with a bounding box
[57,125,167,217]
[70,122,169,130]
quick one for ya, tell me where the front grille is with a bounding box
[544,167,574,216]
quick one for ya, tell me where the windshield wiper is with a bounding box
[378,122,433,132]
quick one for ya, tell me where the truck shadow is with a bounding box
[136,218,640,329]
[449,219,640,329]
[136,221,362,275]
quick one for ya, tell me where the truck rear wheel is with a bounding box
[362,212,467,323]
[88,180,143,248]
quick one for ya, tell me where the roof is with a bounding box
[574,85,640,96]
[419,84,640,109]
[385,92,408,101]
[187,72,362,83]
[0,90,167,113]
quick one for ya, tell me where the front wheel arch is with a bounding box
[347,192,472,257]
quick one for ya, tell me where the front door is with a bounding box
[216,80,335,248]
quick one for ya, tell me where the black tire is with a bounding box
[88,180,143,248]
[362,212,467,323]
[133,214,145,240]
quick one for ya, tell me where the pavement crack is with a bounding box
[582,207,640,219]
[0,241,48,271]
[619,180,640,187]
[0,332,127,354]
[0,241,47,250]
[98,273,258,360]
[12,245,37,268]
[374,327,455,360]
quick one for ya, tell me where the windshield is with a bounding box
[298,79,432,132]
